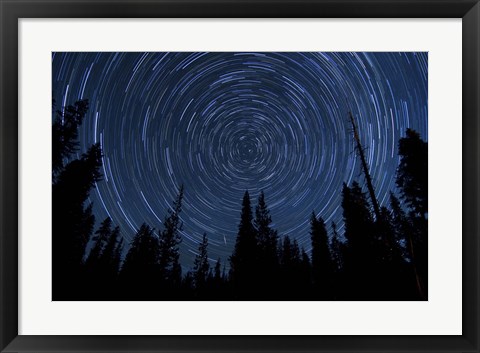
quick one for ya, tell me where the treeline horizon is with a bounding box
[53,99,427,301]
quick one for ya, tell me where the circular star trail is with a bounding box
[52,52,428,269]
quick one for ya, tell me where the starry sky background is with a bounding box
[52,52,428,270]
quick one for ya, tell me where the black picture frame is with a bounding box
[1,1,479,352]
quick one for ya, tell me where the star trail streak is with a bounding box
[52,52,428,269]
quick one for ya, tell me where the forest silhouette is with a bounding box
[52,99,428,301]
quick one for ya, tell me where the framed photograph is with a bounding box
[1,0,479,352]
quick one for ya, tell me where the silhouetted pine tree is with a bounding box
[390,193,411,259]
[52,140,102,299]
[52,99,89,182]
[397,129,428,219]
[85,217,113,270]
[83,217,111,297]
[254,191,279,297]
[229,191,258,299]
[329,221,347,299]
[278,236,305,299]
[374,204,414,299]
[396,129,428,299]
[158,185,184,295]
[119,223,158,299]
[100,225,123,299]
[390,193,425,299]
[300,248,313,297]
[214,258,222,282]
[310,212,334,298]
[330,222,344,272]
[377,206,397,258]
[84,218,124,299]
[181,272,195,299]
[193,233,210,296]
[111,235,124,276]
[341,181,378,299]
[213,258,223,287]
[99,225,123,278]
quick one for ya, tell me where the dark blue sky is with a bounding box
[52,52,428,270]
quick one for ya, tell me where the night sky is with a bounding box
[52,52,428,270]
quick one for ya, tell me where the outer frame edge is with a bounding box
[1,0,479,352]
[462,2,480,352]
